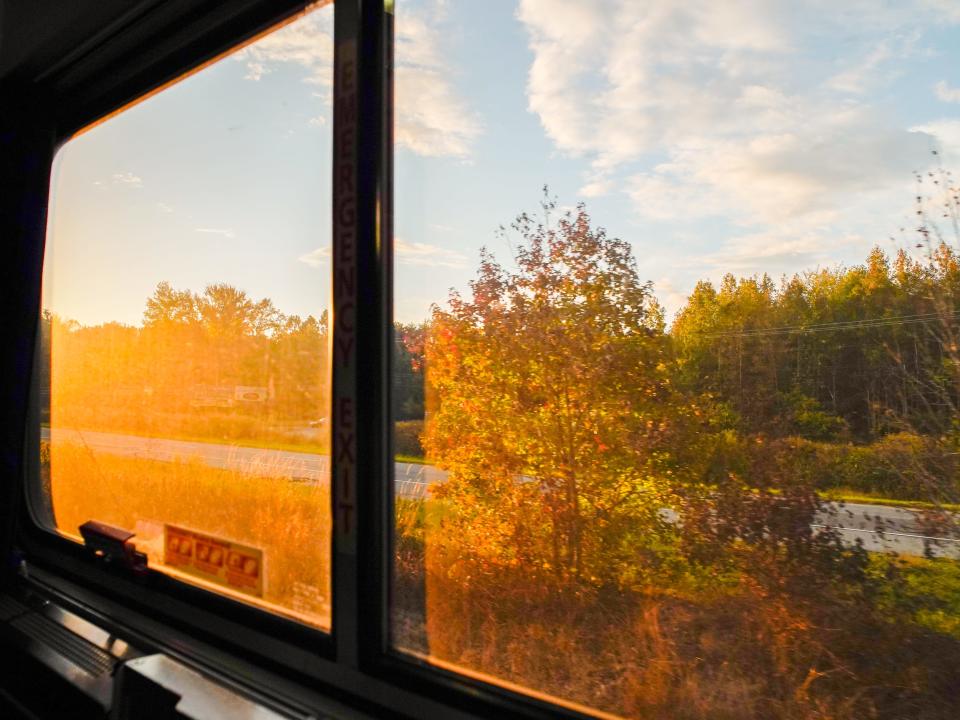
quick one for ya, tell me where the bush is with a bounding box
[417,531,960,719]
[838,433,959,502]
[746,433,960,503]
[394,420,425,458]
[779,390,849,441]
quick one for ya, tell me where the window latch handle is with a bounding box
[79,521,148,575]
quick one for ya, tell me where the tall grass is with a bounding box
[389,498,960,720]
[47,441,330,627]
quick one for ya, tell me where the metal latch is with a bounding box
[79,521,148,575]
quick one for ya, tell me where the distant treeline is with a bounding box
[43,243,960,450]
[41,281,426,433]
[672,245,960,442]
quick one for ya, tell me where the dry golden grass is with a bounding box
[48,441,330,628]
[419,572,854,719]
[411,527,960,719]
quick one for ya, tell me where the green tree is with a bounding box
[270,313,328,420]
[393,322,426,421]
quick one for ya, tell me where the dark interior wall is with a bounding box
[0,92,55,579]
[0,1,159,82]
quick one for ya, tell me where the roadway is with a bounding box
[41,428,960,558]
[43,428,443,499]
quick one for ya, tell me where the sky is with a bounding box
[45,0,960,327]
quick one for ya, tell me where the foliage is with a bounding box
[672,244,960,444]
[47,283,329,434]
[424,200,704,585]
[394,323,427,420]
[410,192,960,717]
[694,432,959,504]
[778,389,849,441]
[394,419,426,458]
[41,176,960,717]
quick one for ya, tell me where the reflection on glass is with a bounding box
[392,1,960,717]
[40,2,334,629]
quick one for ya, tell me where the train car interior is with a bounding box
[2,1,960,719]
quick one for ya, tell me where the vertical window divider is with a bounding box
[331,0,393,668]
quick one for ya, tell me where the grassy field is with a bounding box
[41,441,960,717]
[52,423,330,456]
[46,441,331,628]
[393,497,960,719]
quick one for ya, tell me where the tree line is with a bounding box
[673,245,960,442]
[45,282,328,430]
[42,281,426,437]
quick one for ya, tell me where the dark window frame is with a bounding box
[2,1,609,717]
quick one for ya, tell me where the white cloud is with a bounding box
[396,238,469,268]
[236,10,334,86]
[923,0,960,23]
[652,276,689,321]
[910,119,960,167]
[579,173,613,198]
[628,171,725,221]
[308,115,326,128]
[518,0,790,169]
[297,240,467,269]
[395,66,481,158]
[298,246,330,267]
[935,80,960,103]
[112,172,142,188]
[157,202,173,213]
[194,228,236,239]
[827,43,891,94]
[393,8,481,158]
[244,62,269,81]
[235,2,479,158]
[519,0,950,241]
[633,117,934,225]
[696,230,836,273]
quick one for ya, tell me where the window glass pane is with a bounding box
[392,1,960,716]
[39,1,334,630]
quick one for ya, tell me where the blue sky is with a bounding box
[45,0,960,327]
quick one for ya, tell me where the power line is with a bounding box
[694,311,960,339]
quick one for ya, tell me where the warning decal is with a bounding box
[164,524,264,598]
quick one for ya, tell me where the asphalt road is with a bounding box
[41,428,960,558]
[43,427,444,499]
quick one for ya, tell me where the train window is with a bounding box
[37,1,334,630]
[392,1,960,718]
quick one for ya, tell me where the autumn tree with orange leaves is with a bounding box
[424,200,703,586]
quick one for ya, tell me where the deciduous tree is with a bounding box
[425,200,696,585]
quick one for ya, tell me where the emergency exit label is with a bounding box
[164,524,264,598]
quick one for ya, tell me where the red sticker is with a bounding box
[164,525,263,597]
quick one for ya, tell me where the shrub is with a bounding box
[418,534,960,719]
[733,433,960,504]
[779,390,849,442]
[842,432,958,502]
[394,420,425,458]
